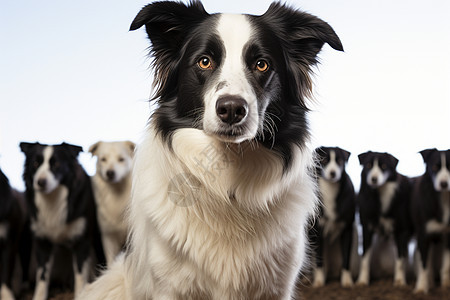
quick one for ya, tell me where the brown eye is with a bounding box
[101,157,107,162]
[198,57,212,70]
[381,164,387,170]
[118,157,125,162]
[256,60,269,72]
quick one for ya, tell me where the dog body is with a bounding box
[0,168,30,300]
[411,148,450,293]
[356,151,412,286]
[310,147,355,287]
[89,141,135,265]
[78,1,342,299]
[20,142,105,300]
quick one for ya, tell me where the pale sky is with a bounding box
[1,0,449,190]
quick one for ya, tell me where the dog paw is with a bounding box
[340,270,354,288]
[394,278,407,287]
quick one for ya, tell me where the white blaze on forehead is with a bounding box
[214,14,254,97]
[35,146,54,181]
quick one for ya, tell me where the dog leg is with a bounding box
[357,247,372,286]
[1,284,15,300]
[73,239,91,297]
[394,257,406,286]
[441,249,450,287]
[312,267,325,287]
[414,236,431,294]
[73,257,90,296]
[32,239,53,300]
[102,233,120,266]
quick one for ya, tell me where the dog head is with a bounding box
[358,151,399,188]
[316,146,350,183]
[89,141,135,184]
[20,142,83,194]
[420,148,450,192]
[130,1,343,155]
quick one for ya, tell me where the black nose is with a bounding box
[37,178,47,189]
[106,170,115,181]
[330,171,336,179]
[371,177,378,185]
[216,96,248,125]
[441,181,449,189]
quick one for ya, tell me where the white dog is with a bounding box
[78,1,342,299]
[89,141,135,265]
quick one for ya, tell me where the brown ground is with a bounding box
[22,280,449,300]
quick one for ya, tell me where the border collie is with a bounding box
[0,167,31,300]
[310,147,355,287]
[356,151,412,286]
[78,1,342,299]
[89,141,135,265]
[20,142,105,300]
[411,148,450,293]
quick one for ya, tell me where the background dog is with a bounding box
[78,1,342,299]
[411,148,450,293]
[20,142,105,300]
[0,167,31,300]
[310,146,356,287]
[357,151,412,286]
[89,141,135,265]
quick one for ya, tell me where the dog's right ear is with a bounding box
[419,148,437,162]
[358,151,372,165]
[20,142,38,155]
[130,1,208,57]
[89,142,101,156]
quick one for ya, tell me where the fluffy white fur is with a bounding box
[78,126,317,299]
[90,141,135,265]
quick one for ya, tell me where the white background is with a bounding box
[1,0,449,191]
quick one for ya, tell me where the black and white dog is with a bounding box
[356,151,412,286]
[0,167,31,300]
[20,142,105,300]
[78,1,343,299]
[310,147,355,287]
[411,148,450,293]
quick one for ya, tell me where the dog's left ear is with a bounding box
[387,153,399,168]
[125,141,136,157]
[61,142,83,158]
[262,3,343,65]
[340,148,351,162]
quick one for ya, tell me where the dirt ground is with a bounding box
[22,280,449,300]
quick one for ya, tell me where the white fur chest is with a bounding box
[127,128,317,297]
[318,178,339,222]
[379,182,398,214]
[92,174,130,234]
[32,185,86,243]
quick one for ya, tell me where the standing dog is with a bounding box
[310,147,355,287]
[78,1,343,299]
[0,167,31,300]
[20,142,105,300]
[89,141,135,265]
[357,151,412,286]
[411,148,450,293]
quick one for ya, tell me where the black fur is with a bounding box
[310,147,355,282]
[20,142,105,295]
[130,1,343,169]
[411,148,450,271]
[357,151,412,277]
[0,167,31,298]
